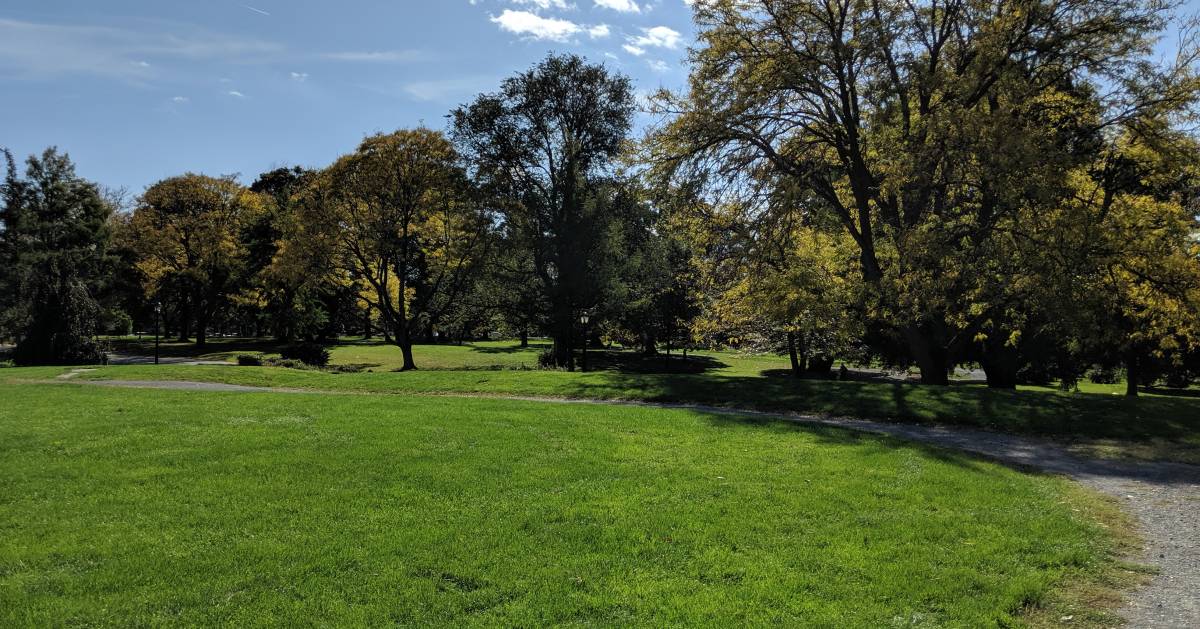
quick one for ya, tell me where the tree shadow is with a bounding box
[1143,386,1200,399]
[555,370,1200,461]
[468,342,552,354]
[585,350,729,374]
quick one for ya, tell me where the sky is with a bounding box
[0,1,699,195]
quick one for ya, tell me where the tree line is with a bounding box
[3,0,1200,396]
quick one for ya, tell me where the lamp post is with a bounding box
[579,312,591,373]
[154,301,162,365]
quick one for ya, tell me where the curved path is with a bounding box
[55,377,1200,627]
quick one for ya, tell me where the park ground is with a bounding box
[3,338,1198,626]
[61,337,1200,465]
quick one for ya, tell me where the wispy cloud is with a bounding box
[0,18,283,81]
[227,90,246,98]
[171,95,189,103]
[242,5,271,17]
[290,71,308,82]
[400,76,498,102]
[320,50,427,63]
[511,0,571,9]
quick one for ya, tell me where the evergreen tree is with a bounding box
[1,148,112,365]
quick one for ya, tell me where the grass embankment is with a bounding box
[0,383,1137,626]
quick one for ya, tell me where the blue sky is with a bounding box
[0,1,697,194]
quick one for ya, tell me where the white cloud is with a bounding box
[622,44,645,56]
[594,0,641,13]
[588,24,611,39]
[491,10,580,42]
[227,90,246,98]
[647,59,669,73]
[631,26,682,49]
[171,95,189,103]
[290,71,308,81]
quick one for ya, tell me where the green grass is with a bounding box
[0,383,1133,626]
[23,361,1199,464]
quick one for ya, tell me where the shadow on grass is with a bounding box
[584,350,729,374]
[468,343,552,354]
[107,337,284,359]
[557,371,1200,448]
[1142,386,1200,399]
[685,408,1021,477]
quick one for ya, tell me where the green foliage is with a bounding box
[452,53,636,369]
[236,353,264,366]
[653,0,1200,387]
[1,148,112,365]
[122,174,266,347]
[279,342,330,367]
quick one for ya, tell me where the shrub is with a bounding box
[280,343,330,367]
[537,350,559,370]
[237,354,263,366]
[1087,366,1120,385]
[1164,369,1192,389]
[264,357,308,370]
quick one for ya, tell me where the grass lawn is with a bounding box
[0,382,1135,626]
[21,358,1199,465]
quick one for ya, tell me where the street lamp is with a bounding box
[154,301,162,365]
[579,312,591,373]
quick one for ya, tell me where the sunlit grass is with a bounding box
[0,383,1132,626]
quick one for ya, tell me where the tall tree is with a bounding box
[295,129,490,370]
[1,148,112,365]
[451,53,636,370]
[124,174,265,347]
[654,0,1200,384]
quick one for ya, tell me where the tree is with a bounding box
[654,0,1200,384]
[125,174,265,347]
[1054,134,1200,396]
[452,53,636,370]
[1,148,112,365]
[295,129,490,370]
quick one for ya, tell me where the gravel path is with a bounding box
[55,377,1200,626]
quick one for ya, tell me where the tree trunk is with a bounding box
[519,328,529,348]
[903,324,949,385]
[177,298,191,342]
[1125,348,1140,398]
[641,331,657,356]
[194,305,207,348]
[552,316,574,371]
[981,341,1019,389]
[399,341,417,371]
[397,319,417,371]
[787,331,803,377]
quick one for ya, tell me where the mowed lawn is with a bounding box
[0,383,1130,626]
[39,356,1200,464]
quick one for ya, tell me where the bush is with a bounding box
[537,350,559,370]
[1087,366,1120,385]
[237,354,263,366]
[107,310,134,337]
[264,357,309,370]
[1164,369,1192,389]
[280,343,330,367]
